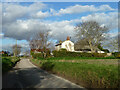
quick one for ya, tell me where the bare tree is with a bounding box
[103,36,118,52]
[29,30,51,58]
[74,39,90,51]
[12,44,22,56]
[75,21,109,52]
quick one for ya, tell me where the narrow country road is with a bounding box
[2,58,85,89]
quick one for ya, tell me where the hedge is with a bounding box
[112,52,120,58]
[31,50,51,59]
[52,50,107,57]
[2,57,20,73]
[32,53,43,59]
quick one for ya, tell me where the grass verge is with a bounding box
[36,56,117,61]
[31,58,119,88]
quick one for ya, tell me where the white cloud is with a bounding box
[53,4,115,16]
[81,12,118,29]
[2,3,118,43]
[105,32,118,38]
[32,11,50,18]
[2,11,118,42]
[2,2,47,23]
[2,19,76,41]
[48,20,75,41]
[3,19,50,40]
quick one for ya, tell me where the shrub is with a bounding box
[30,51,34,56]
[45,49,51,57]
[2,53,8,57]
[2,57,20,73]
[59,48,67,52]
[92,53,107,57]
[41,61,55,71]
[2,57,13,72]
[32,53,43,59]
[31,50,51,59]
[112,52,120,58]
[52,50,107,58]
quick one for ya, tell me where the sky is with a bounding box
[0,2,119,52]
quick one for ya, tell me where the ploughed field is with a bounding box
[31,58,119,88]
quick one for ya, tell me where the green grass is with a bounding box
[2,56,20,73]
[31,58,119,88]
[38,56,117,61]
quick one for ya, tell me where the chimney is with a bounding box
[66,36,70,40]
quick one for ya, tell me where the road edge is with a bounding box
[28,59,87,89]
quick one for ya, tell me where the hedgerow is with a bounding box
[52,50,107,58]
[2,57,20,73]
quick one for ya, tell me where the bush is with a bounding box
[2,57,13,72]
[112,52,120,58]
[46,49,51,57]
[32,52,51,59]
[32,53,43,59]
[59,48,67,52]
[30,51,34,56]
[92,53,107,57]
[2,53,8,57]
[41,61,55,71]
[52,50,107,58]
[2,57,20,73]
[31,49,51,59]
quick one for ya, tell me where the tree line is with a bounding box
[12,20,119,57]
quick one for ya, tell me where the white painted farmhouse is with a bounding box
[55,36,105,53]
[55,36,74,52]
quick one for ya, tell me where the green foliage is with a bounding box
[46,56,116,61]
[52,50,107,58]
[2,51,9,57]
[2,57,20,73]
[2,53,8,57]
[112,52,120,58]
[41,61,55,71]
[32,53,44,59]
[92,53,107,57]
[2,57,13,72]
[31,59,118,88]
[30,51,34,56]
[31,49,51,59]
[46,49,51,57]
[59,48,67,51]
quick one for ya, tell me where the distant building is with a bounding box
[55,37,105,53]
[55,36,74,52]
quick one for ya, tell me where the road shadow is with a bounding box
[2,67,52,89]
[2,67,85,89]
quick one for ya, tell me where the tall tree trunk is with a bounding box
[89,41,95,53]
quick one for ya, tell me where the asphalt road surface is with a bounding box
[2,58,85,89]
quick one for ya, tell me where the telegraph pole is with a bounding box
[16,39,17,57]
